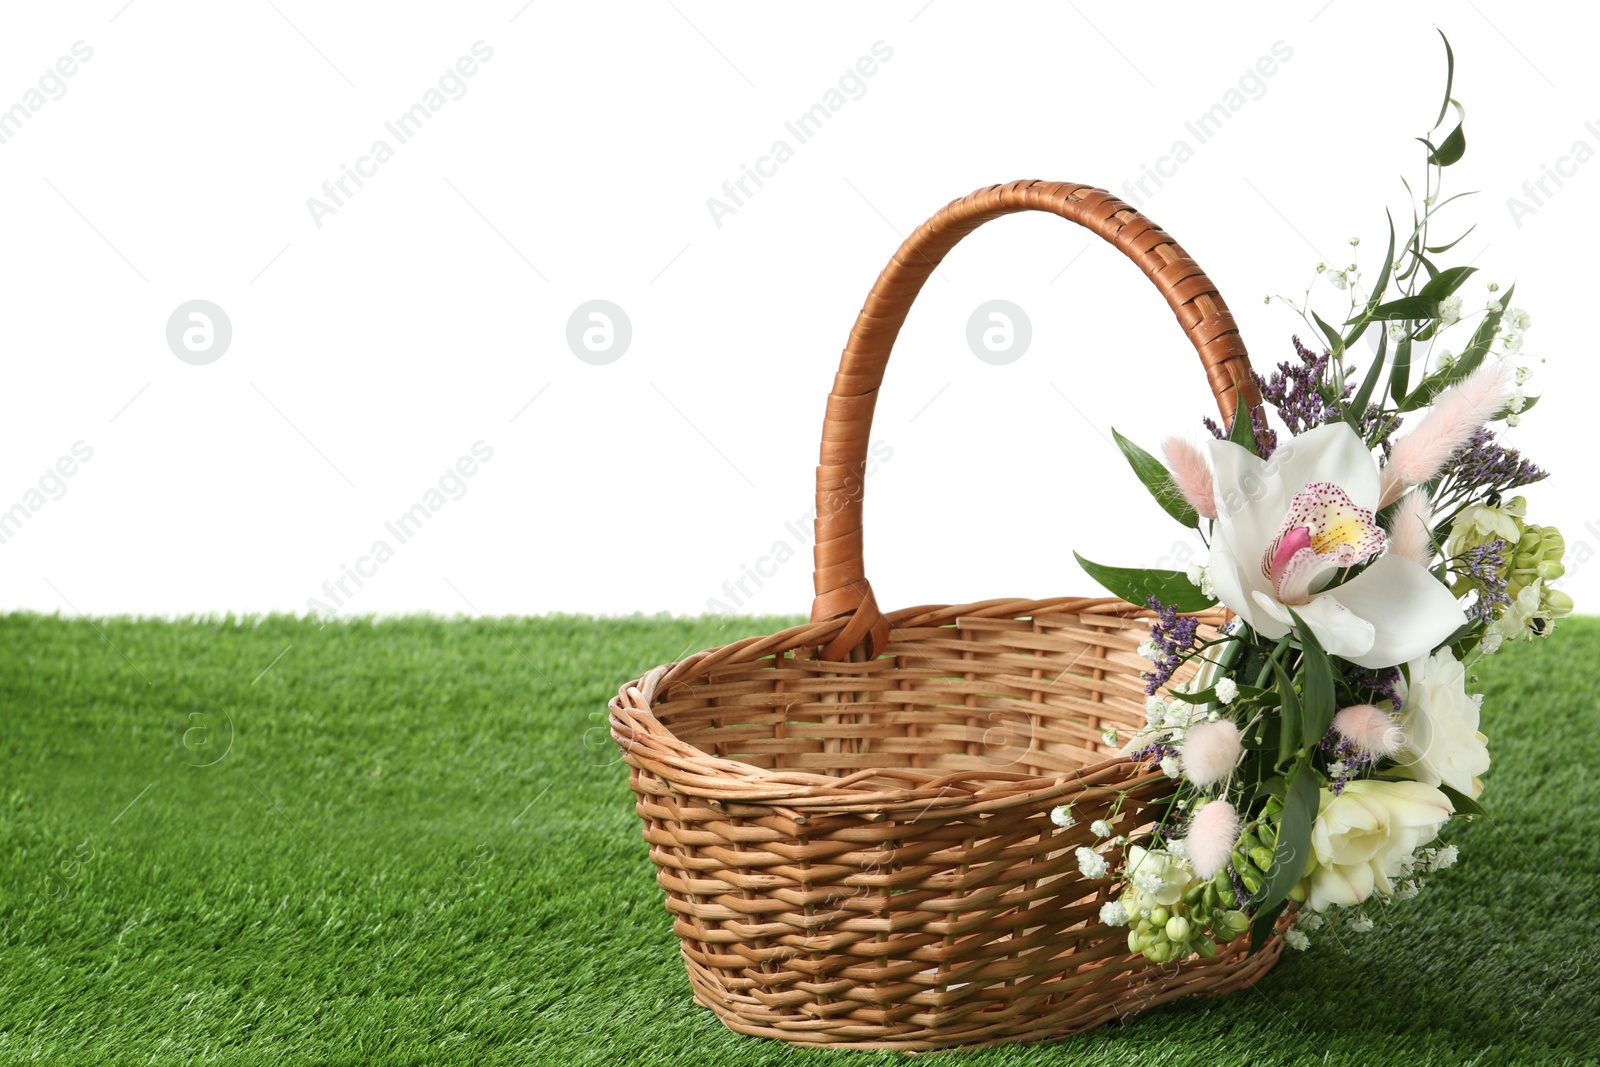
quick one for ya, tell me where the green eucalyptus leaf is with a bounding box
[1440,781,1491,820]
[1430,121,1466,166]
[1389,329,1413,402]
[1254,760,1319,917]
[1288,609,1337,746]
[1358,294,1440,322]
[1419,265,1476,300]
[1113,428,1199,529]
[1248,898,1289,956]
[1072,553,1216,612]
[1401,283,1514,410]
[1344,326,1388,433]
[1435,30,1455,129]
[1272,653,1302,767]
[1312,311,1344,354]
[1228,389,1259,455]
[1344,212,1396,352]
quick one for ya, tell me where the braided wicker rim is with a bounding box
[609,181,1282,1050]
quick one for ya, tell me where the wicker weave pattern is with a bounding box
[610,183,1283,1050]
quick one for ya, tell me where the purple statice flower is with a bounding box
[1256,336,1341,435]
[1439,427,1548,496]
[1320,730,1374,796]
[1461,538,1511,623]
[1141,597,1201,696]
[1128,740,1181,766]
[1203,405,1278,459]
[1352,665,1403,710]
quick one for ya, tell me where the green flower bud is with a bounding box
[1217,883,1238,908]
[1165,916,1191,942]
[1185,884,1208,907]
[1149,906,1170,928]
[1128,927,1148,954]
[1238,866,1263,894]
[1263,797,1283,819]
[1240,832,1262,853]
[1193,935,1220,958]
[1288,880,1308,903]
[1204,883,1220,910]
[1257,821,1277,848]
[1545,589,1575,617]
[1536,559,1565,581]
[1249,846,1276,871]
[1213,923,1237,943]
[1222,910,1251,933]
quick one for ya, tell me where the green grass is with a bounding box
[1,612,1596,1066]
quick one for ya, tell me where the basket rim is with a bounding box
[610,594,1225,818]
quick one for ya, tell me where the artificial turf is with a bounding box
[0,611,1595,1065]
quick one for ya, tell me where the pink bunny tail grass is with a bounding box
[1180,720,1242,789]
[1333,704,1405,757]
[1161,437,1217,520]
[1379,361,1514,507]
[1387,489,1435,567]
[1184,799,1239,881]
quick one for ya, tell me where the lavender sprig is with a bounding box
[1460,537,1512,622]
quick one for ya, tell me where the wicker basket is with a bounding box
[609,180,1284,1051]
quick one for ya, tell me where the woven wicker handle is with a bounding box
[811,180,1260,660]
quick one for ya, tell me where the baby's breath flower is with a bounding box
[1439,293,1464,326]
[1101,727,1120,747]
[1284,929,1311,951]
[1091,819,1114,838]
[1159,755,1182,779]
[1214,677,1239,704]
[1075,847,1110,880]
[1099,900,1128,926]
[1348,914,1375,933]
[1432,844,1459,870]
[1296,912,1325,931]
[1508,307,1532,330]
[1050,805,1076,829]
[1137,639,1161,662]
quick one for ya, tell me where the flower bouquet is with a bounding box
[1067,34,1573,959]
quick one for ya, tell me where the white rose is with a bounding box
[1301,779,1454,912]
[1394,648,1491,797]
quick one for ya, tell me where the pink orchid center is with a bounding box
[1261,482,1386,605]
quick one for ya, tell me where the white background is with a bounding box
[1,0,1595,622]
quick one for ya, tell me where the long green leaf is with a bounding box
[1430,118,1466,167]
[1342,213,1396,355]
[1344,325,1388,434]
[1439,782,1491,820]
[1272,653,1302,767]
[1254,761,1319,917]
[1389,328,1413,403]
[1288,609,1337,747]
[1112,428,1198,529]
[1228,390,1258,455]
[1072,553,1216,612]
[1357,294,1439,322]
[1401,283,1515,410]
[1419,265,1476,300]
[1435,30,1455,129]
[1312,311,1344,354]
[1248,898,1289,956]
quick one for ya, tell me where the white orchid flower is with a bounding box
[1207,422,1465,669]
